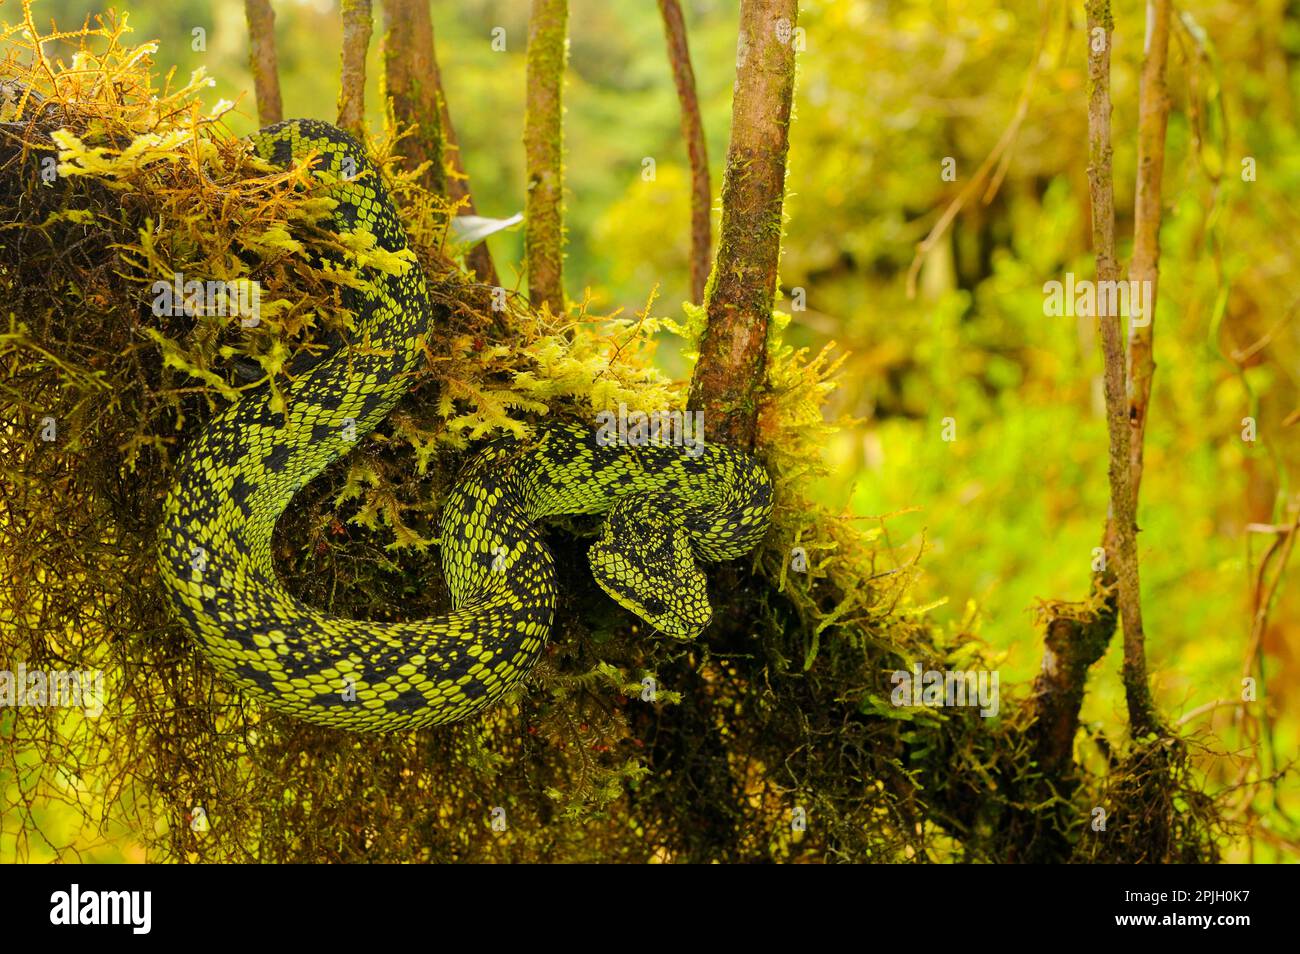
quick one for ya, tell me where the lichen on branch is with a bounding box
[687,0,799,450]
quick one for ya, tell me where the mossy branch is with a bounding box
[687,0,799,451]
[524,0,568,315]
[381,0,447,197]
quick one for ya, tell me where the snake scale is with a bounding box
[157,119,773,731]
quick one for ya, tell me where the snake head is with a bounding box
[588,497,712,639]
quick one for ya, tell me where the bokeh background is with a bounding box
[5,0,1298,861]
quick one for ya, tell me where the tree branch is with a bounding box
[658,0,711,304]
[1086,0,1157,737]
[381,0,446,197]
[523,0,568,315]
[1128,0,1172,503]
[337,0,372,140]
[430,22,499,286]
[1019,0,1172,832]
[243,0,283,126]
[687,0,799,450]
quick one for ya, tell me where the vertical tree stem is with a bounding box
[686,0,799,450]
[1085,0,1157,737]
[524,0,568,315]
[337,0,373,140]
[381,0,447,197]
[1128,0,1172,502]
[658,0,712,304]
[431,26,499,285]
[244,0,283,126]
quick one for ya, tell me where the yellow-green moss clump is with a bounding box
[0,9,1221,862]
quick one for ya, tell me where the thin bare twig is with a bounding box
[658,0,711,304]
[430,21,498,286]
[1085,0,1157,738]
[1128,0,1172,503]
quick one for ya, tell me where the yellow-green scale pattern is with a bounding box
[157,119,773,731]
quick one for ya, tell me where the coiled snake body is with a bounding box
[158,120,773,731]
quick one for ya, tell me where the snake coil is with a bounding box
[158,120,773,731]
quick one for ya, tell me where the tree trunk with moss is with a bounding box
[243,0,283,126]
[381,0,446,197]
[658,0,711,304]
[687,0,798,450]
[642,0,799,861]
[337,0,372,140]
[524,0,568,315]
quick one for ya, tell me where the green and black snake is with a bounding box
[157,119,773,731]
